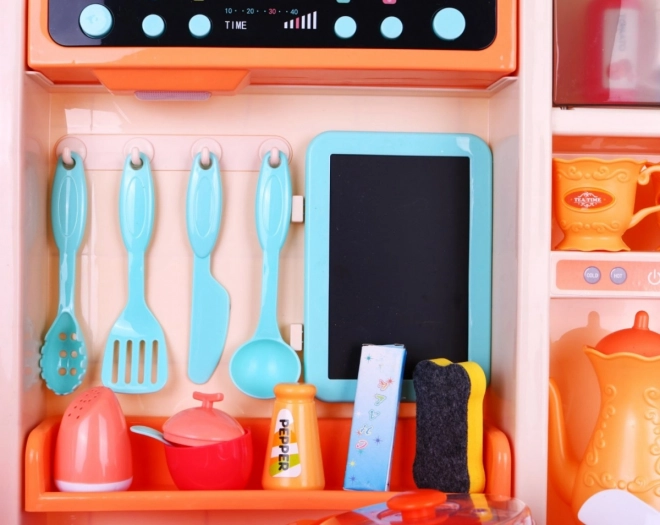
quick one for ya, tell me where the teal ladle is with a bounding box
[229,151,301,399]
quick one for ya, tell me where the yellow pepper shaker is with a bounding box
[262,383,325,490]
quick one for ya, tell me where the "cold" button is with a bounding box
[583,266,601,285]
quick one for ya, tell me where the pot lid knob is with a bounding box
[193,391,224,408]
[595,311,660,357]
[384,490,447,522]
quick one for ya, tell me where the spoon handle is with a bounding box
[254,151,292,339]
[51,152,87,311]
[130,425,172,446]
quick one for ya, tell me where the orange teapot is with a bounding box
[549,311,660,520]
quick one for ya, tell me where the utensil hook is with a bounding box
[268,147,281,168]
[62,147,75,169]
[131,147,143,169]
[200,147,211,169]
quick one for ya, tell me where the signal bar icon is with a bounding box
[284,11,317,29]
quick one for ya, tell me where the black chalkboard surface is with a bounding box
[328,154,470,381]
[304,132,492,402]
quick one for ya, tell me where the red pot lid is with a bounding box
[162,392,244,447]
[595,311,660,357]
[310,491,532,525]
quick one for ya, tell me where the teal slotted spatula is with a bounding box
[187,152,230,384]
[101,152,168,393]
[40,152,88,395]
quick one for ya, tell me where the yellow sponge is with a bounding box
[413,358,486,493]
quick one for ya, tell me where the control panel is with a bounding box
[552,254,660,297]
[51,0,497,50]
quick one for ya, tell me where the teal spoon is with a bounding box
[101,153,168,393]
[229,151,301,399]
[130,425,173,446]
[187,153,230,384]
[40,153,88,395]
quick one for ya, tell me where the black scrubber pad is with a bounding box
[413,359,485,493]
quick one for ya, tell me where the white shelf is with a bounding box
[552,107,660,137]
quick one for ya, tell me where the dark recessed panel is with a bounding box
[50,0,497,50]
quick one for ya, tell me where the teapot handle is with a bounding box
[629,203,660,229]
[637,164,660,185]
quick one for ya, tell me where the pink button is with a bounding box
[383,0,397,4]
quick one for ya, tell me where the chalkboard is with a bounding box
[328,154,470,381]
[304,132,492,402]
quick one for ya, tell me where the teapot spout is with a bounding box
[548,379,578,504]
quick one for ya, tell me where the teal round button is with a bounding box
[432,8,466,40]
[334,16,357,39]
[189,14,211,38]
[142,14,165,38]
[381,16,403,39]
[79,4,113,39]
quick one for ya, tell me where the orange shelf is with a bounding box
[25,416,510,513]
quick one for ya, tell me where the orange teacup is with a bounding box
[553,158,660,251]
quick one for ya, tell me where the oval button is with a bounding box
[79,4,114,39]
[143,14,165,38]
[432,8,466,40]
[583,266,601,285]
[381,17,403,39]
[610,267,627,285]
[335,16,357,39]
[189,14,212,38]
[380,16,403,40]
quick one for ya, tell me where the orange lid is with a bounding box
[386,490,448,522]
[162,392,244,447]
[312,491,532,524]
[274,383,316,400]
[595,311,660,357]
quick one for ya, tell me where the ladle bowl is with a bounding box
[230,337,301,399]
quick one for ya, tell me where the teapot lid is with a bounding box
[595,311,660,357]
[309,490,532,525]
[162,392,244,447]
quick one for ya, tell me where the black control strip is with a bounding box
[49,0,497,50]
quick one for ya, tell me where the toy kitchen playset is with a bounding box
[3,0,660,523]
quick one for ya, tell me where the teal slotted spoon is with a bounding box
[101,152,168,393]
[40,152,88,395]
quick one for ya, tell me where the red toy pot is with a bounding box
[164,429,253,490]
